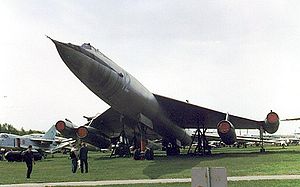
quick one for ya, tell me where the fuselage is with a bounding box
[0,133,40,150]
[0,133,21,149]
[0,133,59,152]
[52,40,192,146]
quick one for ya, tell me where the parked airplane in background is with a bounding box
[0,125,74,154]
[49,37,280,158]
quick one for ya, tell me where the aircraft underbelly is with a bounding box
[93,72,192,145]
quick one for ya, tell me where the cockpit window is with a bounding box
[81,43,113,62]
[0,134,8,138]
[81,43,99,52]
[81,43,92,50]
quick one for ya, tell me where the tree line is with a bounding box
[0,123,44,135]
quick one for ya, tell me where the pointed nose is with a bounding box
[49,38,125,101]
[49,39,111,96]
[49,38,101,84]
[50,39,84,70]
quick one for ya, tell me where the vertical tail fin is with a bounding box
[42,125,57,140]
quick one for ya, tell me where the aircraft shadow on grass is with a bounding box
[142,150,300,179]
[143,155,203,179]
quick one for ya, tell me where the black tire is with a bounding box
[145,149,154,160]
[133,149,141,160]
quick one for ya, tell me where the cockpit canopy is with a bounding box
[81,43,112,61]
[0,134,8,138]
[81,43,95,51]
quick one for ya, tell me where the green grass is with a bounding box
[56,180,300,187]
[230,180,300,187]
[1,146,300,185]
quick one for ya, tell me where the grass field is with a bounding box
[91,180,300,187]
[1,145,300,186]
[83,180,300,187]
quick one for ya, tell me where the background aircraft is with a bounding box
[0,125,74,154]
[50,38,280,158]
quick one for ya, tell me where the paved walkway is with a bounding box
[2,175,300,187]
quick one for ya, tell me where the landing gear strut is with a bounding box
[110,130,131,158]
[188,123,211,156]
[133,123,154,160]
[259,126,265,153]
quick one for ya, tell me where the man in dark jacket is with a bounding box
[22,145,35,178]
[70,144,78,173]
[79,142,88,173]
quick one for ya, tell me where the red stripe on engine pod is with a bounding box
[55,121,66,131]
[218,121,230,134]
[77,127,88,138]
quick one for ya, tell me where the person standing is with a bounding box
[79,142,88,173]
[70,144,78,173]
[22,145,35,179]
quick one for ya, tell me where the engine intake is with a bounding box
[76,126,111,149]
[263,111,280,134]
[217,120,237,145]
[55,120,77,138]
[77,126,88,138]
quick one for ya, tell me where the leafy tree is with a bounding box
[20,127,26,135]
[0,123,44,135]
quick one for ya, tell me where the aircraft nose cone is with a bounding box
[49,37,125,101]
[49,37,96,78]
[49,38,79,67]
[49,37,110,95]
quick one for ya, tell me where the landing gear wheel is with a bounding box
[166,146,180,156]
[133,149,141,160]
[115,143,130,157]
[145,148,154,160]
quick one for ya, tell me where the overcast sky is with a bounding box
[1,0,300,134]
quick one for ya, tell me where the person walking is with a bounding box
[79,142,88,173]
[70,144,78,173]
[22,145,35,179]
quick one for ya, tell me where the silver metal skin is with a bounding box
[50,39,192,146]
[0,126,71,153]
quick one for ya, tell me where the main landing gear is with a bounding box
[110,130,131,158]
[162,140,181,156]
[133,147,154,160]
[133,124,154,160]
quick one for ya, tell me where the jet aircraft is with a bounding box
[0,125,73,154]
[49,37,280,157]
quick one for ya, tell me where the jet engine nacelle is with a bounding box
[262,111,280,134]
[217,120,237,145]
[55,120,77,139]
[76,126,111,149]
